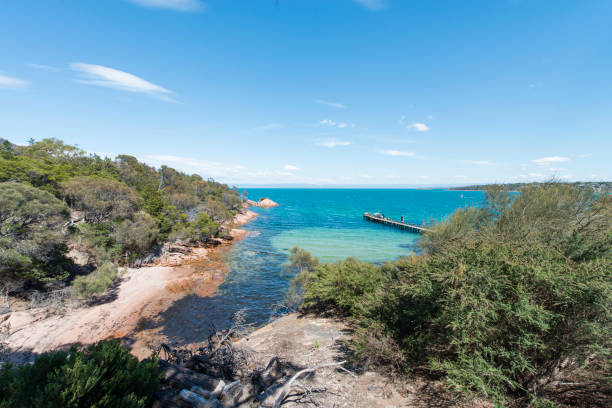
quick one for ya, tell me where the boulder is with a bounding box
[257,198,279,208]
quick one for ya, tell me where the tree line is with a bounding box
[0,138,244,297]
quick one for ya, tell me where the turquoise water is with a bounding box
[155,189,484,345]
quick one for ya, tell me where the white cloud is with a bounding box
[128,0,205,12]
[466,160,494,166]
[407,122,429,132]
[284,164,300,171]
[253,123,283,131]
[316,99,346,109]
[316,138,352,148]
[70,63,175,102]
[141,154,311,184]
[379,149,415,157]
[320,119,337,126]
[353,0,385,10]
[531,156,569,166]
[578,153,592,158]
[0,73,29,89]
[27,63,60,72]
[320,119,350,128]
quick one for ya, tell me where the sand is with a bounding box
[2,210,260,362]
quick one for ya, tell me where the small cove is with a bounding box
[151,188,484,346]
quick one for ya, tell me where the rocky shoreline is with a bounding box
[1,208,261,363]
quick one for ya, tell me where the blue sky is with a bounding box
[1,0,610,186]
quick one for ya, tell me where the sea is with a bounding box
[155,188,484,345]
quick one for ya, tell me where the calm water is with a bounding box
[156,188,483,345]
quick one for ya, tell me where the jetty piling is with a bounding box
[363,212,429,233]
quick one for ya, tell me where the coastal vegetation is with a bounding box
[0,340,161,408]
[289,182,611,405]
[451,181,611,192]
[0,137,243,298]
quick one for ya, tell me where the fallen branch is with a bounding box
[273,361,346,408]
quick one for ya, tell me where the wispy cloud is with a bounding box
[320,119,349,128]
[316,99,346,109]
[0,73,29,90]
[284,164,300,171]
[253,123,283,131]
[142,154,246,178]
[466,160,494,166]
[407,122,429,132]
[128,0,205,12]
[27,63,60,72]
[531,156,569,166]
[141,154,307,183]
[70,63,176,102]
[578,153,592,158]
[353,0,386,10]
[316,138,352,148]
[379,149,415,157]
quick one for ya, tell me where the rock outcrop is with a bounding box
[256,198,279,208]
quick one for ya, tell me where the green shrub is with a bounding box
[300,183,611,404]
[170,212,220,243]
[0,340,161,408]
[111,212,158,256]
[0,182,70,284]
[301,256,388,315]
[61,176,142,223]
[71,263,118,298]
[283,246,320,309]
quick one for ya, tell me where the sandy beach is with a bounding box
[2,209,260,362]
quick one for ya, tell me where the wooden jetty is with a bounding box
[363,212,430,233]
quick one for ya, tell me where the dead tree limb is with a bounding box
[273,361,346,408]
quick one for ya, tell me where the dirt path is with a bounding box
[237,313,491,408]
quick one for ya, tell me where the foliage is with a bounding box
[288,246,387,315]
[0,340,161,408]
[283,246,320,309]
[171,212,220,243]
[0,182,70,284]
[298,183,612,404]
[301,257,387,315]
[111,212,158,256]
[205,198,235,223]
[71,263,118,298]
[61,176,142,223]
[0,137,243,294]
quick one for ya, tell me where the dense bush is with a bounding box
[61,176,143,223]
[0,138,244,294]
[301,257,388,315]
[0,340,161,408]
[71,262,119,298]
[111,212,158,256]
[0,182,70,285]
[295,183,611,404]
[171,212,220,243]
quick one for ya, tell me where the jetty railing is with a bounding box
[363,212,430,233]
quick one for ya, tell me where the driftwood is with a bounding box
[153,310,352,408]
[272,361,346,408]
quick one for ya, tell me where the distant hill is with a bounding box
[451,181,611,191]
